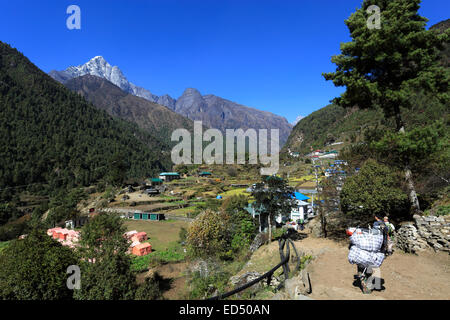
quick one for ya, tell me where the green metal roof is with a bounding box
[151,178,163,182]
[200,171,211,175]
[159,172,180,176]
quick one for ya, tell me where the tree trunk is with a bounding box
[320,205,327,238]
[394,107,421,214]
[258,214,261,233]
[267,215,272,244]
[404,162,421,213]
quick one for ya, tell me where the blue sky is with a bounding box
[1,0,448,123]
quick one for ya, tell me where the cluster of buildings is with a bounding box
[124,230,152,256]
[43,227,152,257]
[47,227,80,249]
[323,160,348,179]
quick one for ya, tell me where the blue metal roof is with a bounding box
[294,192,310,201]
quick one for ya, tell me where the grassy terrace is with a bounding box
[220,188,248,199]
[168,206,197,216]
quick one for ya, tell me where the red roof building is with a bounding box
[131,231,148,243]
[132,242,152,256]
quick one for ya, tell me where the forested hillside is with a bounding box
[0,41,171,198]
[283,20,449,155]
[283,92,447,154]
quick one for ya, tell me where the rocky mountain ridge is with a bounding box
[49,57,293,144]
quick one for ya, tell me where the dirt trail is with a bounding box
[290,234,450,300]
[136,234,450,300]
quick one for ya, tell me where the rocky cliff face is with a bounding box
[157,94,176,110]
[174,88,293,144]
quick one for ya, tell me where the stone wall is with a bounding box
[395,214,450,254]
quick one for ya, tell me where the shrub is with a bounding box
[222,195,256,252]
[299,255,314,270]
[186,210,231,258]
[226,167,238,177]
[271,228,286,240]
[340,159,409,223]
[435,205,450,216]
[178,227,187,244]
[188,269,231,299]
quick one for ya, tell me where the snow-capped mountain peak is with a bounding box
[49,56,158,102]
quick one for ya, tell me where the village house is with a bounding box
[158,172,181,181]
[275,192,311,224]
[132,242,152,256]
[149,178,163,187]
[124,230,138,239]
[131,231,147,243]
[64,215,88,229]
[144,188,160,196]
[123,230,152,256]
[199,171,212,177]
[133,212,165,221]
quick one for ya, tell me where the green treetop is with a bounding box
[323,0,448,130]
[323,0,449,213]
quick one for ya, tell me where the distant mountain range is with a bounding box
[172,88,293,144]
[49,57,293,144]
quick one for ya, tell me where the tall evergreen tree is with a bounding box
[323,0,449,213]
[252,176,296,242]
[74,213,136,300]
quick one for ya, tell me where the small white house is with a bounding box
[276,192,311,224]
[290,199,310,222]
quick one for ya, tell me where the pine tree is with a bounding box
[323,0,449,213]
